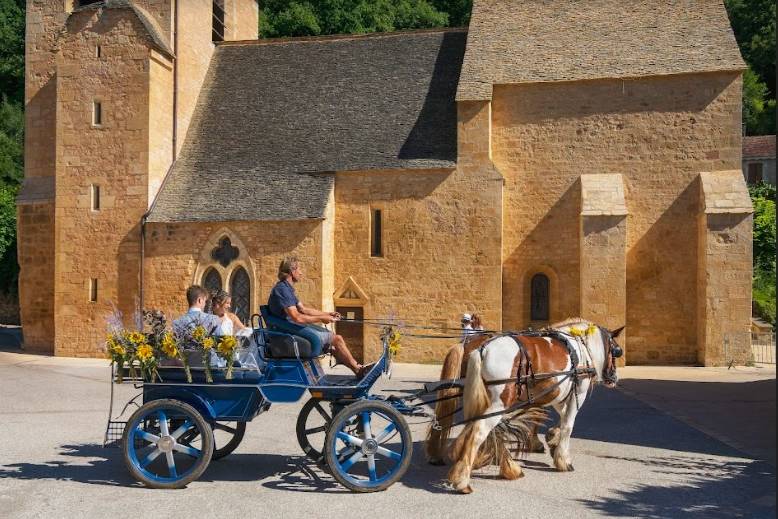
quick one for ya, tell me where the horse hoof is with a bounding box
[428,458,446,466]
[568,464,574,472]
[460,485,473,494]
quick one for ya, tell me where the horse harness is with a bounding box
[480,331,597,407]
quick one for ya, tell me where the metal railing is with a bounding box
[751,332,776,364]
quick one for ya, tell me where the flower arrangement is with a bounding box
[189,325,216,383]
[216,335,239,379]
[106,305,247,384]
[382,326,402,358]
[105,330,159,383]
[568,323,598,337]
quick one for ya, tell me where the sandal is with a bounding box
[356,362,376,379]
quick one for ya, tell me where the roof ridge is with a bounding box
[217,27,467,47]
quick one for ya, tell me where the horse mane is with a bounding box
[550,316,589,328]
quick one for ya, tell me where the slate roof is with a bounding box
[457,0,746,100]
[147,29,466,223]
[743,135,776,160]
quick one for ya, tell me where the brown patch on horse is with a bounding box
[459,334,492,378]
[499,336,572,408]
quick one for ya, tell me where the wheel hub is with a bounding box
[362,438,378,455]
[157,435,175,453]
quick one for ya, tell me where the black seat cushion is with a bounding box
[267,334,314,359]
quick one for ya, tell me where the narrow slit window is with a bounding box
[92,101,102,126]
[91,184,100,211]
[371,209,383,257]
[530,273,550,321]
[89,278,98,303]
[95,45,101,58]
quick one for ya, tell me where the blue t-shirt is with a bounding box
[268,279,299,320]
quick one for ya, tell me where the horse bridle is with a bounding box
[600,327,623,387]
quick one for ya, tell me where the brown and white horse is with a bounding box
[441,319,623,493]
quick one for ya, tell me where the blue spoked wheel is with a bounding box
[324,400,412,492]
[122,399,214,489]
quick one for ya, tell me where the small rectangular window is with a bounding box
[370,209,383,257]
[95,45,101,58]
[91,184,100,211]
[92,101,102,126]
[89,278,98,303]
[747,162,764,184]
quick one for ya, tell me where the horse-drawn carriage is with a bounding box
[106,308,623,493]
[107,306,428,492]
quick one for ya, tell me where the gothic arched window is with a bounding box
[202,268,222,295]
[530,273,550,321]
[230,267,251,325]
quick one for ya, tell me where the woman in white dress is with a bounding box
[210,289,247,335]
[209,289,260,370]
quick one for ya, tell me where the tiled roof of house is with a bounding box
[457,0,746,101]
[743,135,776,160]
[147,29,466,223]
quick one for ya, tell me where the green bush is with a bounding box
[749,182,776,325]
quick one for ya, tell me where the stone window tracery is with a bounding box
[211,236,239,267]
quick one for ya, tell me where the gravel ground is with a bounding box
[0,351,774,519]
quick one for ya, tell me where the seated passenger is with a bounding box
[173,285,223,335]
[209,288,248,335]
[268,256,374,378]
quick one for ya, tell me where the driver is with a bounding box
[268,256,374,378]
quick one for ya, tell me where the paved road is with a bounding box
[0,351,775,519]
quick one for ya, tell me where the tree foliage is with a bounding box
[724,0,776,95]
[724,0,776,135]
[749,183,776,324]
[259,0,449,38]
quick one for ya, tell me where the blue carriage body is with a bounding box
[139,306,389,422]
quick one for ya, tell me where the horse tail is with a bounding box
[462,349,490,420]
[425,343,464,464]
[449,348,493,481]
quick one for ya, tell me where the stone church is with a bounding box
[18,0,754,365]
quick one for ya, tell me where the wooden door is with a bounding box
[336,306,364,363]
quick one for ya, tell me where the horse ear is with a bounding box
[610,326,625,338]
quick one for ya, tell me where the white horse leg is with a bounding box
[551,383,589,472]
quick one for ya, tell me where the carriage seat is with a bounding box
[259,305,322,359]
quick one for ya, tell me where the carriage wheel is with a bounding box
[296,398,332,464]
[122,399,213,489]
[211,422,247,460]
[324,400,412,492]
[178,421,247,460]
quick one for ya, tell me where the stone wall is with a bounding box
[16,202,55,352]
[144,220,325,325]
[579,174,628,363]
[17,0,68,353]
[334,101,503,363]
[174,0,216,156]
[697,170,753,366]
[53,9,152,356]
[492,72,743,364]
[148,51,174,203]
[224,0,259,40]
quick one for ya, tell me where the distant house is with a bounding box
[742,135,776,185]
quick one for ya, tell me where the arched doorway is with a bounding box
[229,266,251,325]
